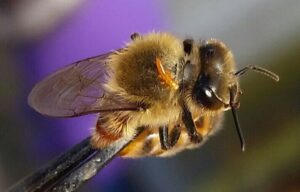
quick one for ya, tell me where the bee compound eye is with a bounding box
[193,86,214,107]
[204,87,213,98]
[193,82,224,110]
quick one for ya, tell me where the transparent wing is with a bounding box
[28,53,139,117]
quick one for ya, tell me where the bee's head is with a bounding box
[183,39,237,111]
[182,38,279,151]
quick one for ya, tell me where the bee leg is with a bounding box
[159,126,170,150]
[170,125,181,147]
[130,33,140,40]
[182,105,202,143]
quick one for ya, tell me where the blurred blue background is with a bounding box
[0,1,299,191]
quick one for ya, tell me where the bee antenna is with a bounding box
[229,87,246,152]
[235,65,280,82]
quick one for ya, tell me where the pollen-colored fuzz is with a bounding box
[155,57,179,90]
[119,129,151,157]
[195,116,211,136]
[91,127,122,149]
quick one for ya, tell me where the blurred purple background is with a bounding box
[1,1,300,192]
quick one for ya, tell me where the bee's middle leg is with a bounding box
[159,125,181,150]
[182,105,203,143]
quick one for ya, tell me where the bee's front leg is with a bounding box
[181,105,203,143]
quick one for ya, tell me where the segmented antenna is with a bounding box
[235,65,280,82]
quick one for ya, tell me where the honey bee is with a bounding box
[28,32,279,158]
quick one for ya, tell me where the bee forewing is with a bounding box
[28,53,128,117]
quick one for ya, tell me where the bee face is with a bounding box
[187,39,237,110]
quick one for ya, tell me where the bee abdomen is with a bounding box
[91,113,128,149]
[119,129,158,157]
[119,114,223,158]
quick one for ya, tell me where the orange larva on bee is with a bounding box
[28,32,279,157]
